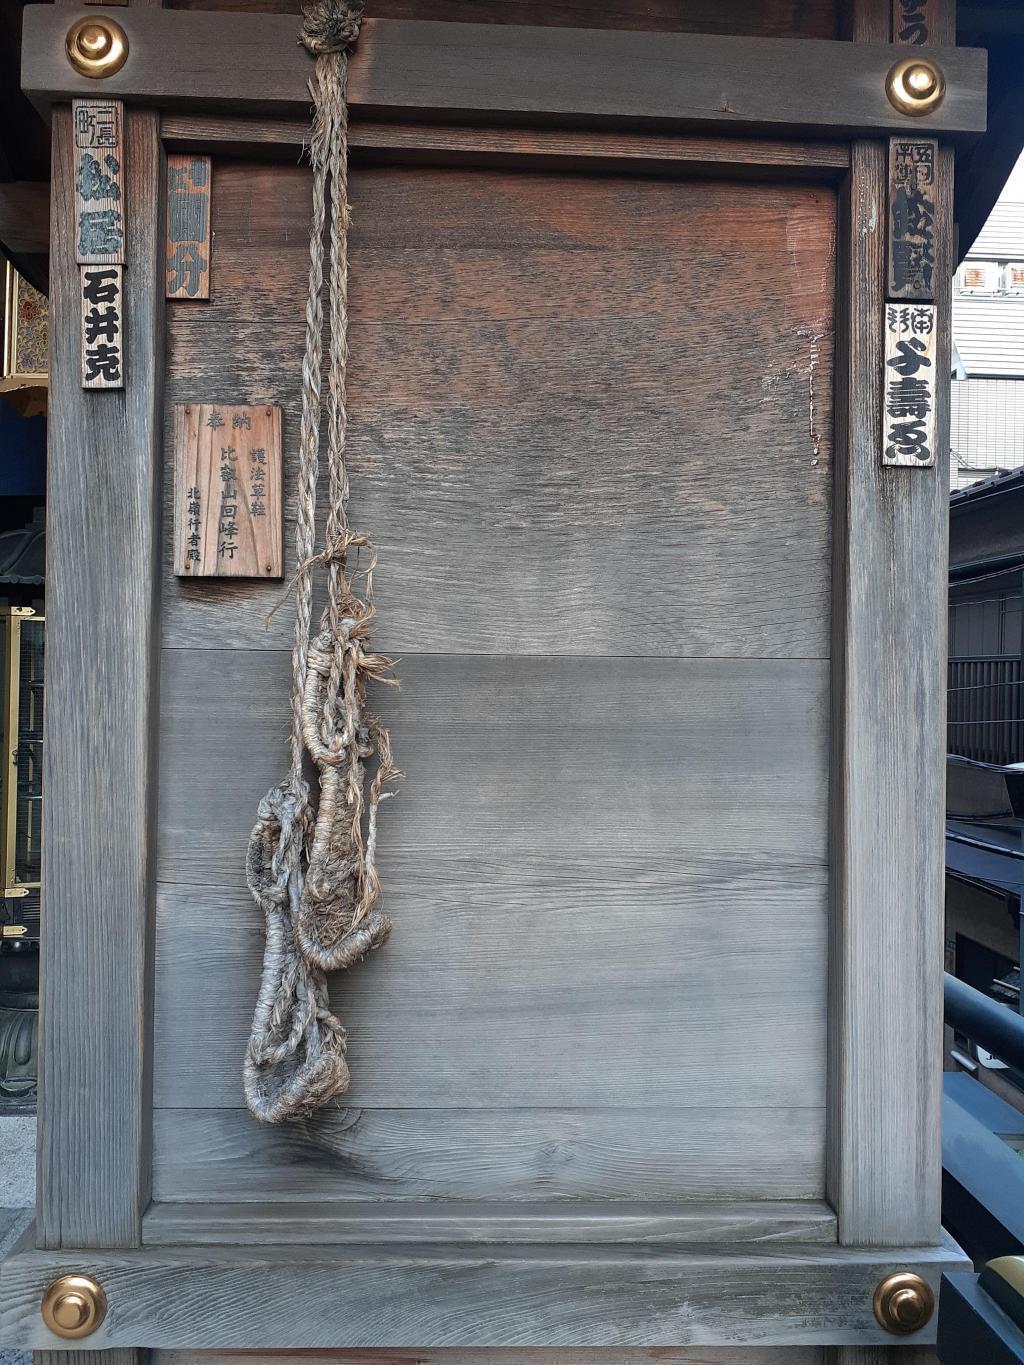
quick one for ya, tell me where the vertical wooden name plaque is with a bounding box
[882,303,937,467]
[72,99,124,266]
[166,155,212,300]
[888,138,937,301]
[173,403,283,577]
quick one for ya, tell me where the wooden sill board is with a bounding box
[0,1232,969,1348]
[141,1198,839,1247]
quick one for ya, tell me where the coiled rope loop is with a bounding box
[244,0,399,1124]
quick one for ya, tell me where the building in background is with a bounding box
[952,150,1024,490]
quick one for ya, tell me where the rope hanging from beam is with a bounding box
[243,0,400,1123]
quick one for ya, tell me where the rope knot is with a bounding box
[299,0,364,57]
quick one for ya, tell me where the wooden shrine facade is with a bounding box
[0,0,991,1359]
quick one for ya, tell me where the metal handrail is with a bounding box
[945,972,1024,1071]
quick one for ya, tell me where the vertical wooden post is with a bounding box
[828,0,954,1247]
[36,97,163,1258]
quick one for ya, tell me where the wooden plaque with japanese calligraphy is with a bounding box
[892,0,939,43]
[888,138,937,300]
[173,402,282,577]
[882,303,937,466]
[80,264,124,389]
[72,98,124,266]
[166,155,212,300]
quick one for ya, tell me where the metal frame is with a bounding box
[0,606,43,905]
[0,0,978,1353]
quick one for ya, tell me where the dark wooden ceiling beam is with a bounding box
[21,8,987,137]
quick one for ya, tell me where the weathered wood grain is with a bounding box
[167,0,838,39]
[152,1348,824,1359]
[154,1352,826,1365]
[157,649,829,876]
[826,0,953,1249]
[161,115,850,176]
[163,163,834,657]
[153,870,827,1111]
[143,1198,838,1246]
[152,1106,827,1204]
[38,107,162,1250]
[20,12,988,136]
[0,1240,969,1349]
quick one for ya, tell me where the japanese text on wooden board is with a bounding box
[73,99,123,265]
[888,139,936,301]
[892,0,938,43]
[173,403,283,578]
[74,98,126,391]
[81,265,123,389]
[883,304,936,467]
[166,155,212,300]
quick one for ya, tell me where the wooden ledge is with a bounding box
[22,10,986,138]
[141,1198,839,1247]
[0,1233,969,1348]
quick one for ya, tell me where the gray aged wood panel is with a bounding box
[20,10,987,136]
[154,1353,826,1365]
[37,106,163,1250]
[154,1352,827,1365]
[152,1106,826,1203]
[826,0,953,1251]
[0,1240,968,1349]
[161,163,834,658]
[142,1198,838,1245]
[153,652,827,1121]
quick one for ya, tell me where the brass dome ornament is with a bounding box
[40,1273,107,1340]
[886,56,946,117]
[65,16,129,78]
[872,1271,935,1335]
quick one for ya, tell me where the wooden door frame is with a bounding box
[1,0,977,1351]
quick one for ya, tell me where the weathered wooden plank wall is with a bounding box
[153,158,836,1204]
[164,0,838,36]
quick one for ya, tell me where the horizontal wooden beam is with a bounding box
[22,10,986,137]
[140,1198,839,1247]
[161,114,851,176]
[0,1236,968,1349]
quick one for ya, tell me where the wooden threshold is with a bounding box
[141,1199,839,1247]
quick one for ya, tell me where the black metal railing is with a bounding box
[938,973,1024,1363]
[945,971,1024,1070]
[948,657,1024,765]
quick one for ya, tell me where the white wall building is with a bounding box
[952,151,1024,490]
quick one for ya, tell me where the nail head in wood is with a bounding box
[40,1273,107,1340]
[872,1271,935,1334]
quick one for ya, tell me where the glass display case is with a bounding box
[0,605,43,1105]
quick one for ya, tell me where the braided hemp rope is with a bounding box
[243,0,399,1124]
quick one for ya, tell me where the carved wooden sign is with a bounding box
[166,155,212,300]
[173,403,283,577]
[80,265,123,389]
[73,99,124,266]
[892,0,938,43]
[887,138,936,301]
[882,303,936,467]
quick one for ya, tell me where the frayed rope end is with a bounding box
[299,0,365,56]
